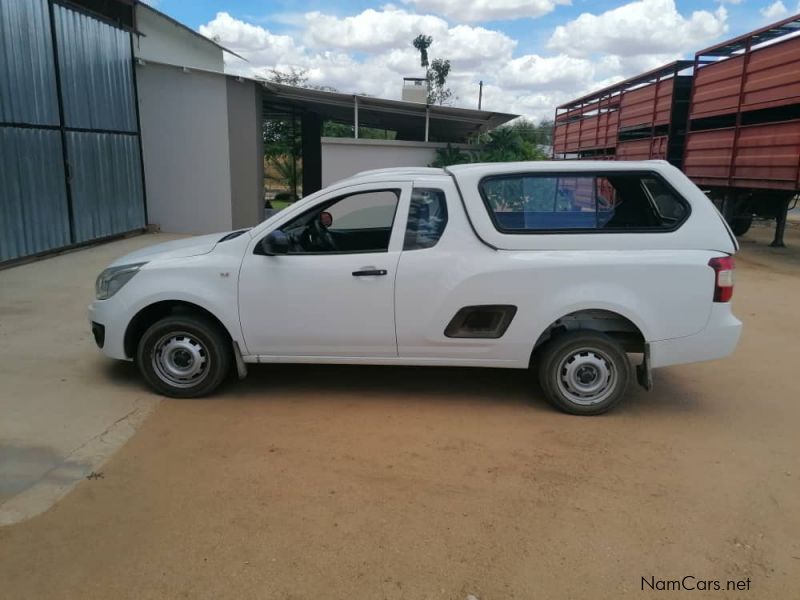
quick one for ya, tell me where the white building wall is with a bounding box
[133,5,224,71]
[321,138,475,186]
[136,62,232,234]
[227,78,263,229]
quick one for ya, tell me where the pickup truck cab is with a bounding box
[89,161,742,415]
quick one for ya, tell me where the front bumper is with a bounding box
[91,321,105,348]
[649,303,742,369]
[88,299,130,360]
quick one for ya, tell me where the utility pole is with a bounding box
[478,80,483,110]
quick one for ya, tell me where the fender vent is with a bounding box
[444,305,517,339]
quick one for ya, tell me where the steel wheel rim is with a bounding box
[151,331,210,388]
[556,346,617,406]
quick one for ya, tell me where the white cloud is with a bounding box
[402,0,571,23]
[436,24,516,66]
[304,7,448,51]
[197,2,733,122]
[202,8,517,92]
[760,1,789,20]
[548,0,728,57]
[302,8,515,67]
[496,55,595,91]
[198,12,302,66]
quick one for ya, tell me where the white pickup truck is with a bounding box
[89,161,741,415]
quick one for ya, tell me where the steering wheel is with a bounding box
[307,218,338,252]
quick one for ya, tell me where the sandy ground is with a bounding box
[1,225,799,599]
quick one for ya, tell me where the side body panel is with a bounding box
[395,180,717,366]
[395,167,732,368]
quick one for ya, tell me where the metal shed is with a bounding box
[0,0,146,264]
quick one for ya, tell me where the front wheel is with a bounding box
[136,315,231,398]
[537,331,631,415]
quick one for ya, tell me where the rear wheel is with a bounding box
[136,315,230,398]
[537,331,631,415]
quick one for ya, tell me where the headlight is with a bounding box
[95,262,147,300]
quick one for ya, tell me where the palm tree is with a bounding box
[413,34,432,68]
[267,155,301,200]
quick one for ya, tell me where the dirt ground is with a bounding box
[1,224,799,599]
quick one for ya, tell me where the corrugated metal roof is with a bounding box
[0,0,59,125]
[261,81,517,142]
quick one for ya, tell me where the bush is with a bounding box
[431,127,548,167]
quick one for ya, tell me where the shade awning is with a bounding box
[260,81,517,142]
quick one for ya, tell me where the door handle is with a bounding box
[352,268,387,277]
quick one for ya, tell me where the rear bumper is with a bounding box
[649,303,742,369]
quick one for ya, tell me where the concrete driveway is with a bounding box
[0,234,182,524]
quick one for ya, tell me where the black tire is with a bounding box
[730,212,753,236]
[136,315,231,398]
[536,330,631,415]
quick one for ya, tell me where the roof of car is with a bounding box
[338,167,448,186]
[336,161,675,188]
[445,160,672,176]
[351,167,445,178]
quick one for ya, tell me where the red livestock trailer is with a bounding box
[553,14,800,246]
[554,61,693,165]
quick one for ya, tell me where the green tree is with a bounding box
[263,69,308,199]
[429,144,473,167]
[267,67,307,86]
[412,35,454,105]
[266,155,300,200]
[427,58,452,106]
[507,118,554,146]
[266,67,339,92]
[431,127,548,167]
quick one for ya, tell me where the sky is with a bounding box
[147,0,800,121]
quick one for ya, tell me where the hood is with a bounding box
[108,232,234,267]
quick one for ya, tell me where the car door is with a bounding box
[238,182,411,357]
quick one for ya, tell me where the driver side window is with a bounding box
[281,189,400,254]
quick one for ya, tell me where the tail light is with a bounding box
[708,256,735,302]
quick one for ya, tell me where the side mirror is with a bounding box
[259,230,289,255]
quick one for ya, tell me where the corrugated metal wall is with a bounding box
[0,127,70,259]
[0,0,145,263]
[0,0,59,125]
[53,3,137,131]
[67,132,145,242]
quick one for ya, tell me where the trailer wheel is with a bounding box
[730,212,753,236]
